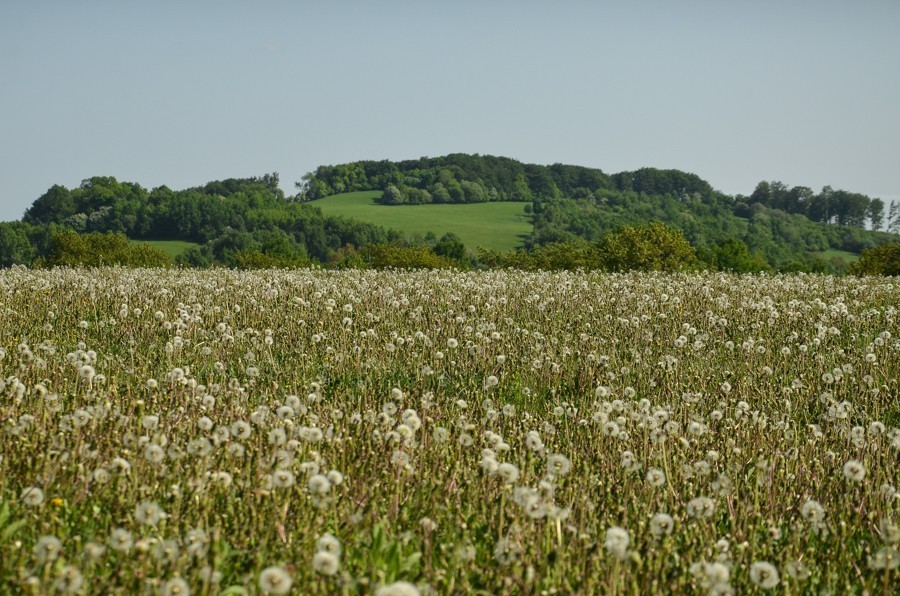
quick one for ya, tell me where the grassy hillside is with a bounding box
[128,239,201,258]
[314,191,532,252]
[816,249,860,261]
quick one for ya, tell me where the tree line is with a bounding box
[746,181,895,231]
[2,154,898,274]
[297,155,897,272]
[296,154,713,207]
[526,191,893,273]
[2,174,400,268]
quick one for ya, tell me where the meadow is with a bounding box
[312,192,532,252]
[127,240,202,259]
[0,267,897,594]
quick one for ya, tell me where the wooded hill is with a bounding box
[1,174,399,268]
[298,154,898,271]
[2,154,897,272]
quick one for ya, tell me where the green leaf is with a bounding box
[386,543,401,577]
[1,519,27,541]
[401,551,422,573]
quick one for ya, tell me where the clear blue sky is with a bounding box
[2,0,899,222]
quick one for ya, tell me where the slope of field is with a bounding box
[313,191,532,252]
[815,249,860,262]
[128,239,201,258]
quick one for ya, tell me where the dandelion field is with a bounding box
[0,267,898,595]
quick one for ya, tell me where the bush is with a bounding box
[228,249,311,270]
[362,244,459,269]
[477,226,695,272]
[176,245,215,268]
[37,231,172,268]
[697,238,770,273]
[597,223,696,272]
[849,243,900,276]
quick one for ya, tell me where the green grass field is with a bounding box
[313,191,532,252]
[815,249,859,262]
[129,239,202,258]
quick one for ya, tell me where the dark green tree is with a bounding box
[23,185,77,224]
[382,185,404,205]
[850,243,900,276]
[0,223,36,266]
[867,198,885,231]
[697,238,770,273]
[433,232,467,263]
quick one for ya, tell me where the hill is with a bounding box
[2,174,401,268]
[298,154,899,272]
[314,191,531,252]
[2,154,898,272]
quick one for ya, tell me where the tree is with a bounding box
[39,231,171,267]
[512,173,533,201]
[431,183,451,204]
[525,165,561,199]
[433,232,467,263]
[381,185,404,205]
[23,185,77,224]
[446,181,465,203]
[0,223,36,266]
[887,201,900,235]
[697,238,770,273]
[830,190,870,228]
[296,173,330,200]
[850,243,900,276]
[597,223,696,272]
[176,245,215,268]
[867,198,885,231]
[460,180,486,203]
[228,248,310,269]
[807,187,833,223]
[785,186,814,214]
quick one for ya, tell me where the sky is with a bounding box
[1,0,899,222]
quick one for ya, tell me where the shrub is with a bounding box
[597,222,696,272]
[362,244,459,269]
[37,231,172,268]
[849,242,900,276]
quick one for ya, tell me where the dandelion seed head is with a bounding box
[134,500,165,527]
[868,545,899,570]
[842,459,866,482]
[258,566,293,595]
[108,528,133,553]
[21,486,44,507]
[375,581,421,596]
[749,561,780,589]
[686,496,716,519]
[604,526,630,560]
[160,577,190,596]
[34,535,63,562]
[312,551,340,576]
[307,474,332,495]
[646,468,666,488]
[54,565,84,594]
[650,513,675,538]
